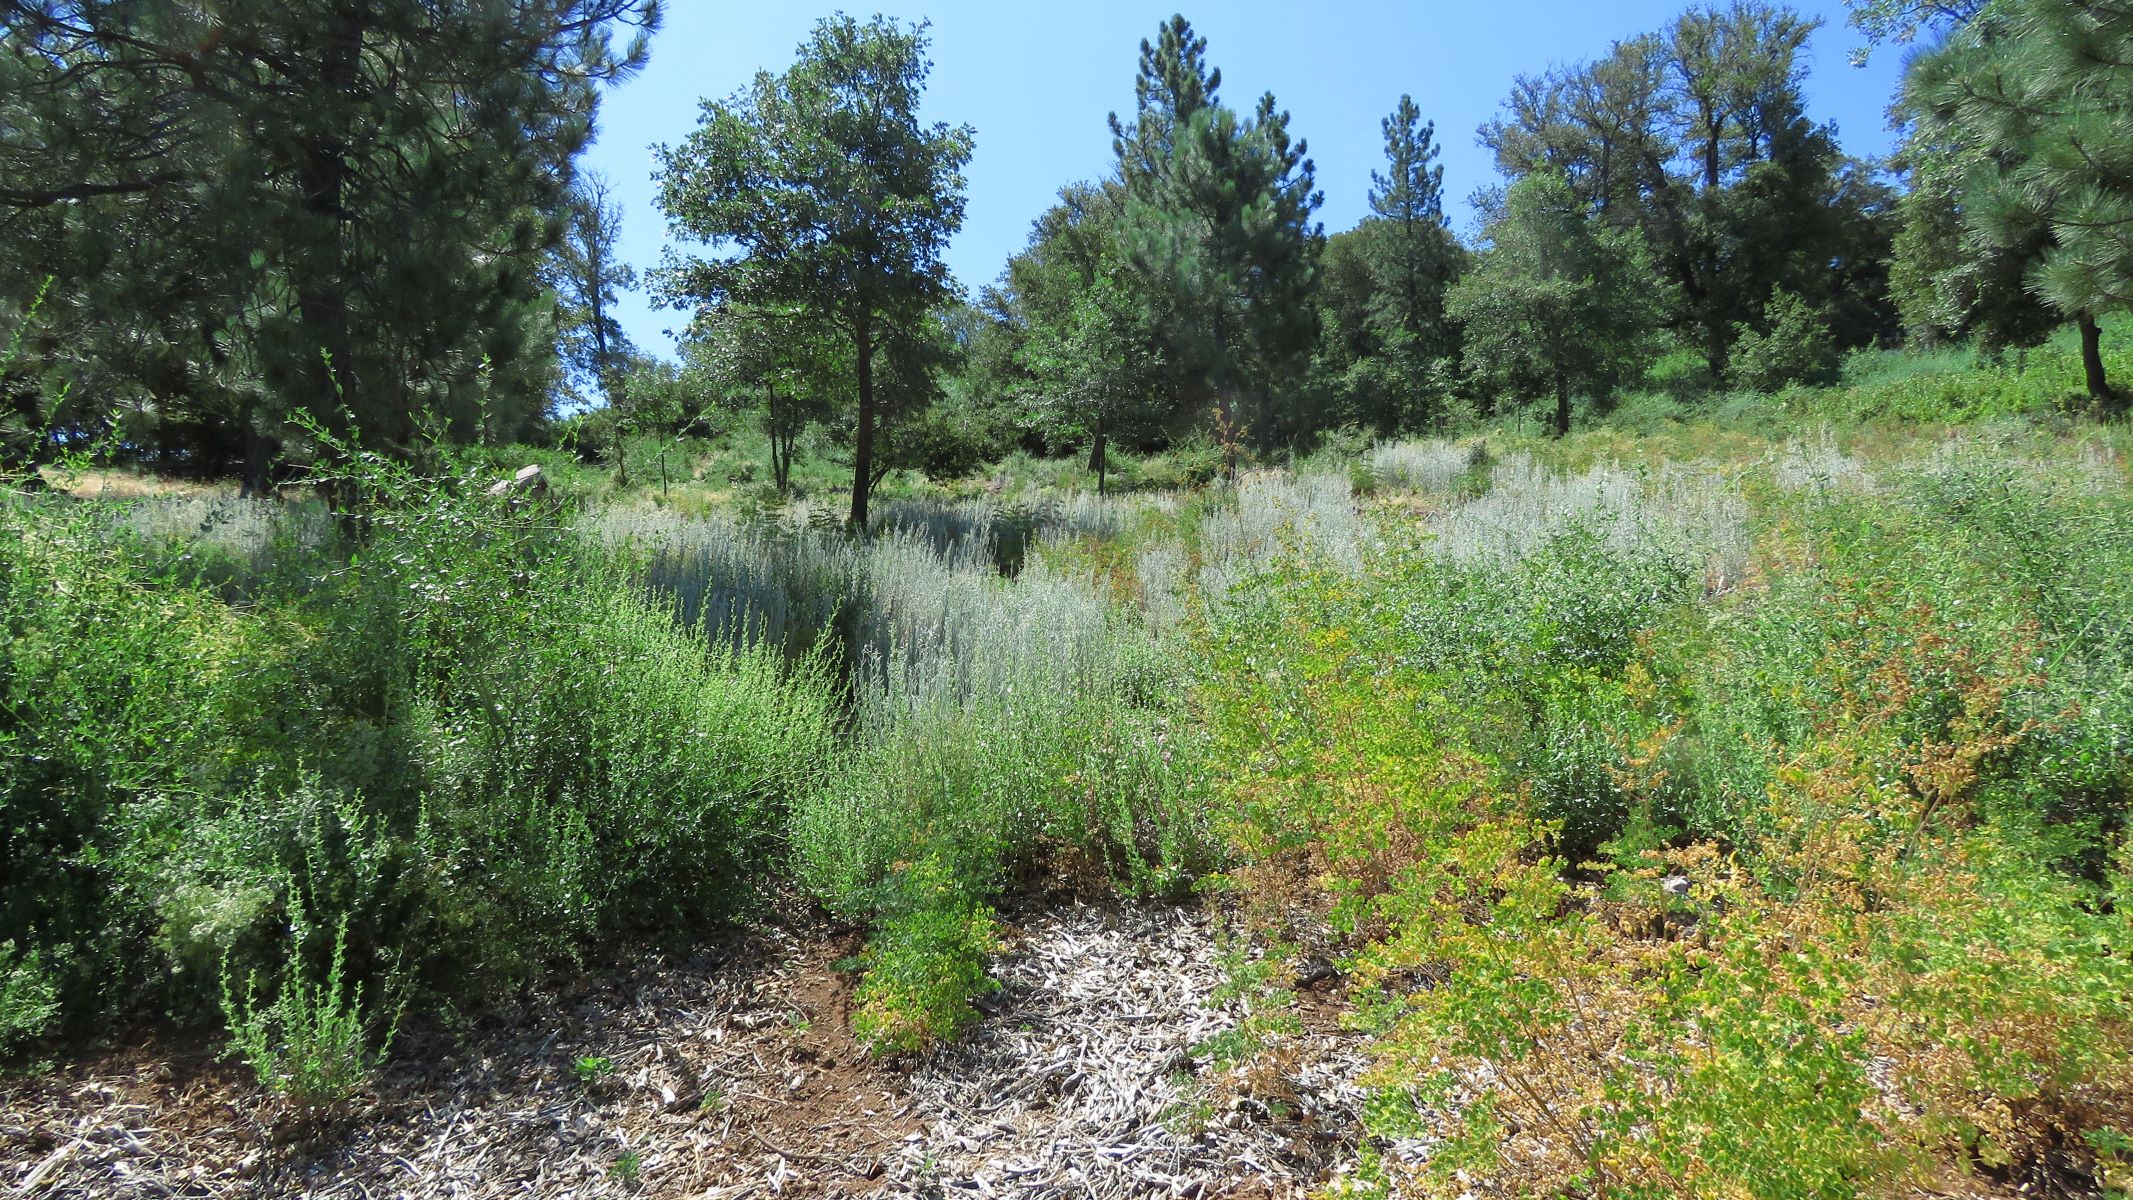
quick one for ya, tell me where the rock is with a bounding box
[1294,958,1339,988]
[488,464,546,497]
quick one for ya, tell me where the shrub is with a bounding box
[222,918,402,1110]
[1364,438,1478,493]
[1198,439,2133,1197]
[1731,288,1840,392]
[1,433,838,1038]
[851,856,1000,1057]
[0,942,59,1059]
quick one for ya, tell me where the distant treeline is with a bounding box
[3,2,2129,513]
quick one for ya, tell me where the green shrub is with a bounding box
[851,856,1000,1057]
[1730,288,1841,392]
[1195,437,2133,1196]
[222,918,402,1109]
[1,434,837,1037]
[0,942,59,1059]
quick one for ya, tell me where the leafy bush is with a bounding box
[0,942,59,1058]
[1731,288,1840,392]
[851,856,1001,1057]
[1196,437,2133,1197]
[0,436,835,1041]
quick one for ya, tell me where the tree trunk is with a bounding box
[1700,104,1721,192]
[241,413,274,499]
[294,6,365,441]
[1216,391,1239,480]
[1554,370,1571,439]
[849,312,875,530]
[765,383,792,492]
[1090,409,1108,497]
[2079,312,2111,406]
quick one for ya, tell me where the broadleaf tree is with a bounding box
[1481,4,1897,383]
[1447,170,1667,436]
[654,15,973,526]
[690,303,846,494]
[1008,181,1166,494]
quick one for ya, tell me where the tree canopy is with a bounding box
[653,14,973,525]
[0,0,658,487]
[1448,171,1667,435]
[1907,0,2133,406]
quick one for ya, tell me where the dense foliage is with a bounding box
[0,0,659,484]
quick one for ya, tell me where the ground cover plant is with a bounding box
[5,397,2131,1199]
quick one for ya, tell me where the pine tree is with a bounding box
[554,173,640,411]
[0,1,660,483]
[1359,95,1464,429]
[1912,0,2133,406]
[1109,15,1322,462]
[1109,15,1221,193]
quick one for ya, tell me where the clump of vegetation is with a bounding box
[221,919,401,1111]
[0,942,59,1062]
[572,1055,617,1089]
[0,434,833,1048]
[851,856,1002,1058]
[1196,430,2133,1198]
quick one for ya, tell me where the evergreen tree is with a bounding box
[1886,134,2058,351]
[1108,14,1322,462]
[1911,0,2133,406]
[554,173,640,411]
[0,0,659,485]
[1347,95,1467,431]
[654,15,973,526]
[1109,14,1221,193]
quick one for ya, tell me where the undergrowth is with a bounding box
[1192,432,2133,1198]
[4,401,2129,1200]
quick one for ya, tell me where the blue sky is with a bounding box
[582,1,1910,358]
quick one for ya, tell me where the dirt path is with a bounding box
[2,904,1364,1199]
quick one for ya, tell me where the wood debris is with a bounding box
[0,904,1364,1198]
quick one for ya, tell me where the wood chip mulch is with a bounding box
[2,903,1366,1199]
